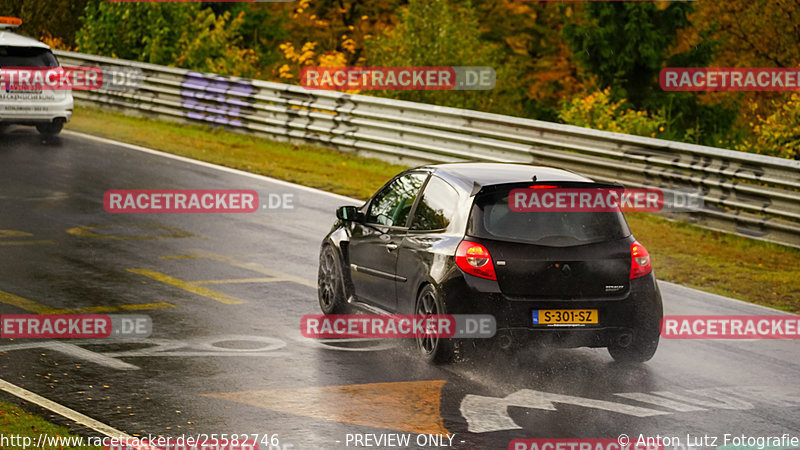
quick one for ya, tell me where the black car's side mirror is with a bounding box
[336,205,363,222]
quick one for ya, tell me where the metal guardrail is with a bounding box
[55,50,800,248]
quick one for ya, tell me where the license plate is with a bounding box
[532,309,598,326]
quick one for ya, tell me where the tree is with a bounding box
[559,88,664,138]
[76,3,262,78]
[682,0,800,68]
[563,2,740,147]
[275,0,400,82]
[77,3,198,65]
[174,9,261,78]
[563,2,695,106]
[676,0,800,151]
[737,93,800,160]
[363,0,524,115]
[469,0,587,121]
[192,3,288,71]
[0,0,88,48]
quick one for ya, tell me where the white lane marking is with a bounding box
[460,385,800,433]
[0,341,140,370]
[0,377,133,438]
[101,335,287,357]
[648,389,753,410]
[300,337,398,352]
[45,341,141,370]
[614,392,707,412]
[62,130,362,205]
[0,335,393,372]
[0,336,289,369]
[460,390,667,433]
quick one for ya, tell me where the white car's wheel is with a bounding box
[36,120,63,136]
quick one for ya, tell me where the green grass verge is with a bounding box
[0,400,101,449]
[67,106,406,200]
[66,105,800,313]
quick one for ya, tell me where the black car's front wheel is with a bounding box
[318,245,347,314]
[415,284,453,364]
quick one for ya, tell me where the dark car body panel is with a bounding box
[486,237,633,300]
[320,163,663,349]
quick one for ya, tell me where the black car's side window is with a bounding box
[366,172,428,227]
[411,176,459,231]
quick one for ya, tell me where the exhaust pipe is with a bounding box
[616,332,633,348]
[498,334,513,350]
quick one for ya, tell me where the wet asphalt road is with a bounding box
[0,127,798,450]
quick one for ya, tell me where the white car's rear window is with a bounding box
[0,46,58,67]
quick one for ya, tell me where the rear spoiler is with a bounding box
[472,181,626,197]
[470,182,482,197]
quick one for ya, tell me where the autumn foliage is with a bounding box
[6,0,798,159]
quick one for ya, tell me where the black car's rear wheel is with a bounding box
[318,245,346,314]
[415,285,453,364]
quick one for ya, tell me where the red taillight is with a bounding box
[455,241,497,280]
[630,241,652,279]
[528,185,558,189]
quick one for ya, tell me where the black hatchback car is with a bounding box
[317,163,663,363]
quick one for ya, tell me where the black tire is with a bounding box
[317,245,347,314]
[415,284,454,364]
[36,120,63,136]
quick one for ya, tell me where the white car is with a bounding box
[0,17,73,136]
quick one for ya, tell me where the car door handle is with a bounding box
[385,243,398,251]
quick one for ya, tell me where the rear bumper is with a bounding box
[0,95,73,124]
[493,326,635,349]
[443,272,662,348]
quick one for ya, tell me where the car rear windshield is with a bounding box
[467,187,631,247]
[0,46,58,67]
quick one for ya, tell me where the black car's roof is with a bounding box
[420,162,594,192]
